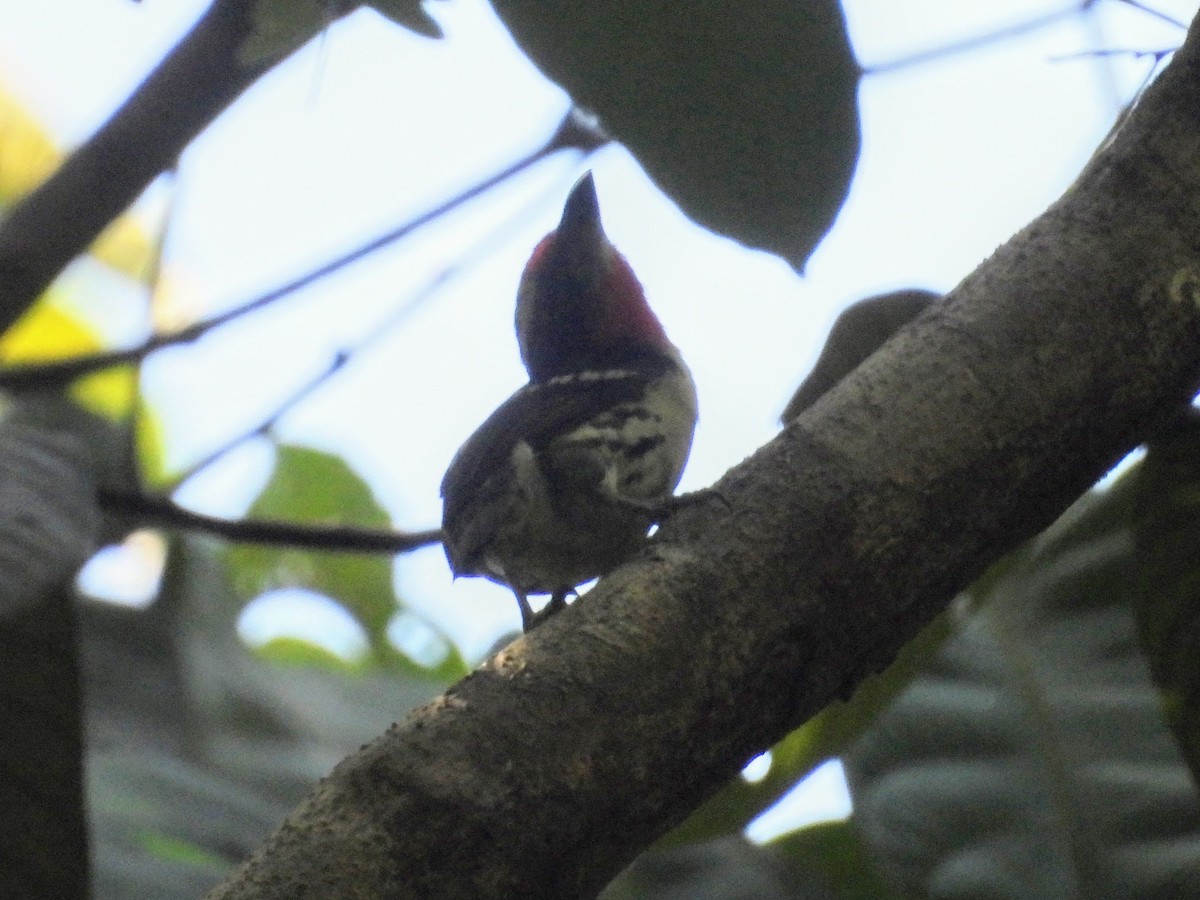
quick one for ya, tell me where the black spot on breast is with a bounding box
[624,435,665,458]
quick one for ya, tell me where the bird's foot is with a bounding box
[516,593,536,632]
[599,486,729,523]
[522,588,574,632]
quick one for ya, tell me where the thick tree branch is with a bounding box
[0,0,286,334]
[208,13,1200,900]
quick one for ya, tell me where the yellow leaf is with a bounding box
[0,84,156,284]
[91,216,156,284]
[0,84,59,202]
[0,298,101,360]
[0,299,135,419]
[72,366,137,421]
[135,395,173,487]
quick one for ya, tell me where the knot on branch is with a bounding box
[1168,265,1200,311]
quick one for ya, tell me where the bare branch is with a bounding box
[99,488,442,553]
[1050,47,1176,62]
[864,3,1087,76]
[1111,0,1188,29]
[0,109,608,392]
[0,0,271,334]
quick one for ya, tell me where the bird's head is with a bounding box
[515,173,672,381]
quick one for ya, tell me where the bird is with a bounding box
[440,172,697,630]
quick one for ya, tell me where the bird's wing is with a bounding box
[440,369,653,531]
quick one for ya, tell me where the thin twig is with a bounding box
[1049,46,1175,61]
[99,488,443,553]
[1110,0,1187,29]
[863,4,1087,76]
[0,110,608,392]
[174,351,351,483]
[172,169,577,485]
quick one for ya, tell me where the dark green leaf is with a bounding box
[490,0,860,269]
[845,476,1200,899]
[770,821,908,900]
[372,0,444,38]
[252,635,367,673]
[783,290,939,422]
[604,835,837,900]
[86,537,455,897]
[239,0,443,66]
[1135,414,1200,784]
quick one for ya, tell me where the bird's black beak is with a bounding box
[556,173,605,269]
[561,172,601,231]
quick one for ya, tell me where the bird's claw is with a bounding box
[521,588,574,632]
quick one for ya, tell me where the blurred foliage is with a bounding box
[0,84,58,200]
[252,633,371,673]
[1136,413,1200,785]
[239,0,444,66]
[606,823,898,899]
[225,443,467,679]
[843,471,1200,899]
[0,83,155,282]
[770,821,907,900]
[137,832,227,869]
[133,393,173,488]
[604,834,833,900]
[660,456,1200,898]
[0,298,136,418]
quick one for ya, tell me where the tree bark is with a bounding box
[207,14,1200,900]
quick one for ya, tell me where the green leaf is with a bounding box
[371,0,444,38]
[137,831,228,869]
[134,394,174,489]
[1135,414,1200,784]
[238,0,331,66]
[783,290,938,422]
[0,297,137,419]
[490,0,860,269]
[844,475,1200,899]
[603,835,837,900]
[227,444,392,636]
[224,443,466,676]
[240,0,443,66]
[770,821,907,900]
[252,635,366,673]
